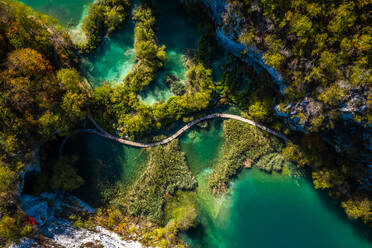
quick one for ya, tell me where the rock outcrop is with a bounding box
[13,193,143,248]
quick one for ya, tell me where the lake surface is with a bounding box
[180,121,372,248]
[138,0,203,104]
[81,21,136,88]
[20,0,372,247]
[63,133,146,206]
[62,120,372,248]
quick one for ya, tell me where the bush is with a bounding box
[282,143,310,167]
[164,191,198,231]
[164,75,186,96]
[255,153,291,172]
[80,0,130,53]
[0,165,17,193]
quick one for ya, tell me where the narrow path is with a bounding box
[59,113,289,157]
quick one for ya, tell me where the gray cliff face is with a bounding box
[180,0,372,188]
[182,0,369,131]
[181,0,284,90]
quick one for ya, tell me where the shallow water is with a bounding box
[138,0,203,104]
[81,22,136,88]
[180,122,372,248]
[21,0,136,87]
[185,169,372,247]
[61,120,372,248]
[20,0,92,27]
[181,120,224,175]
[80,2,137,87]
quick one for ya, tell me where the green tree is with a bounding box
[248,97,272,120]
[57,68,83,92]
[282,143,310,167]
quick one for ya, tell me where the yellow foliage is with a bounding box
[342,199,371,224]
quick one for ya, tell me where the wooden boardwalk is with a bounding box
[59,113,289,157]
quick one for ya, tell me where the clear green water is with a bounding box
[179,122,372,248]
[138,0,203,105]
[20,1,372,247]
[80,3,137,88]
[19,0,92,27]
[62,121,371,248]
[181,120,224,175]
[21,0,136,87]
[81,22,136,88]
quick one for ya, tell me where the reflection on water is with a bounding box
[63,133,146,207]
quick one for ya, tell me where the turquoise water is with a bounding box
[154,0,201,81]
[80,3,137,87]
[19,0,92,27]
[81,21,136,87]
[20,1,371,247]
[179,122,372,248]
[60,120,372,248]
[185,169,372,248]
[21,0,136,87]
[138,0,203,104]
[181,120,224,175]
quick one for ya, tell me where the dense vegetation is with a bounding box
[232,0,371,129]
[124,140,197,224]
[223,0,372,224]
[208,119,285,193]
[0,0,89,245]
[1,0,371,246]
[217,57,280,121]
[125,6,166,91]
[91,6,216,139]
[80,0,130,53]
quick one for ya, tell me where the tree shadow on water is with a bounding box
[310,179,372,245]
[65,133,127,207]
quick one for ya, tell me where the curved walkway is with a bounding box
[59,113,289,157]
